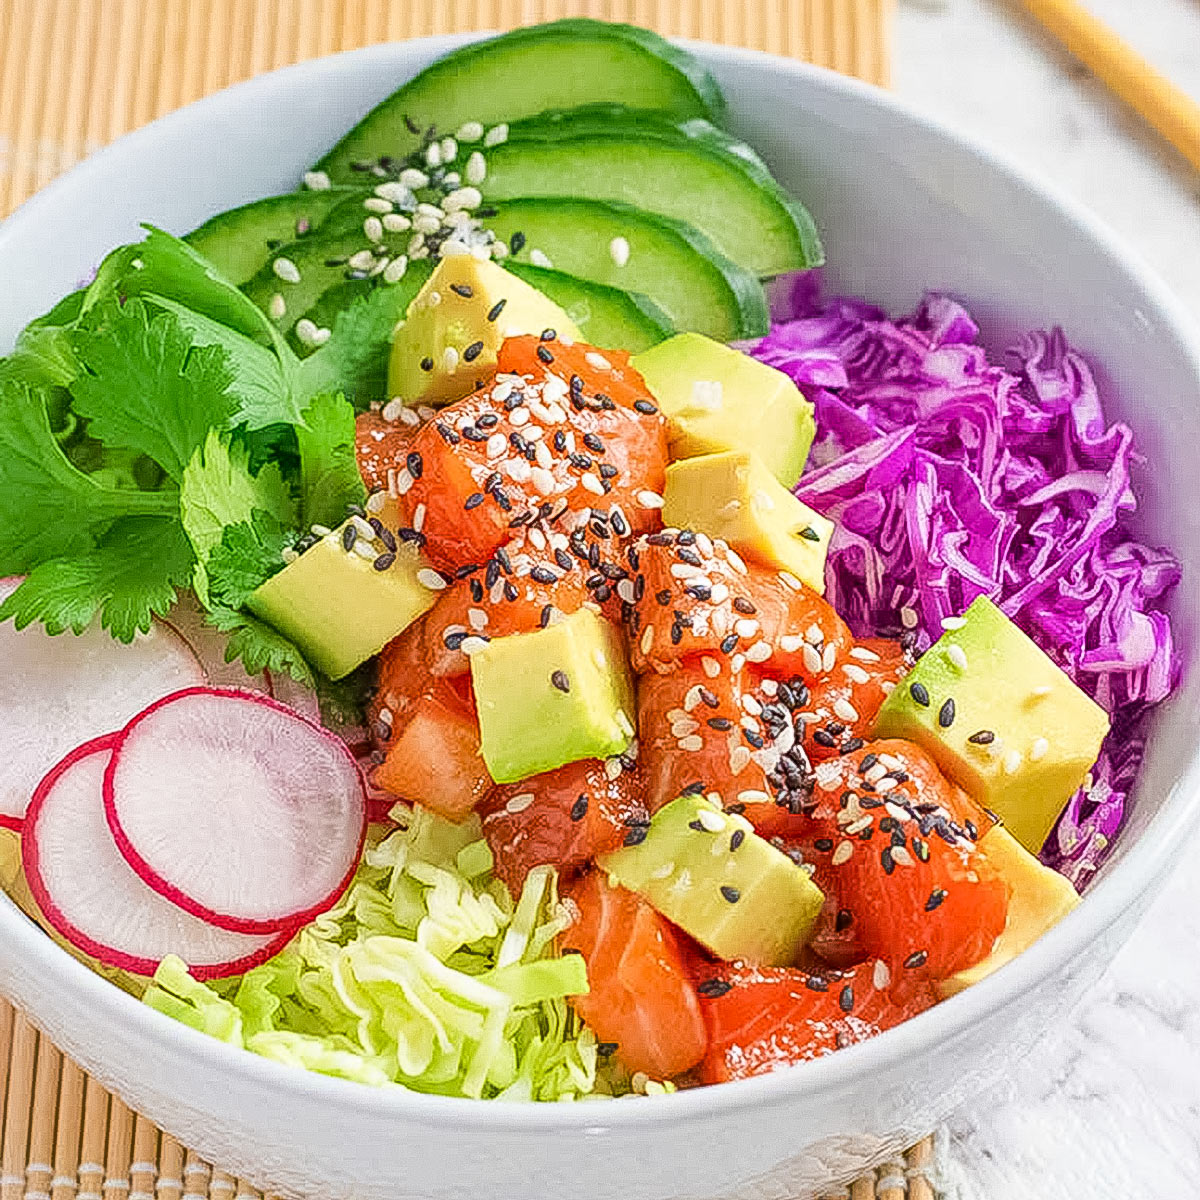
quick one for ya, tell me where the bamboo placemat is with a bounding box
[0,1,926,1196]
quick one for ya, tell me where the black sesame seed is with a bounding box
[805,974,828,993]
[656,589,672,606]
[697,978,733,998]
[569,452,593,470]
[909,681,931,707]
[835,908,854,932]
[462,340,485,363]
[904,950,929,970]
[536,345,554,363]
[376,526,396,552]
[799,526,822,542]
[881,847,895,874]
[720,634,739,654]
[550,669,570,693]
[743,729,765,749]
[461,425,487,442]
[540,328,556,341]
[813,729,837,749]
[487,298,507,322]
[700,688,720,709]
[553,549,573,572]
[925,888,947,912]
[582,433,604,454]
[670,623,684,645]
[967,729,995,745]
[373,552,395,571]
[324,255,349,267]
[476,413,500,430]
[720,885,741,903]
[495,546,512,573]
[623,826,648,847]
[676,546,703,567]
[341,525,357,551]
[688,818,707,832]
[509,231,526,253]
[470,579,484,603]
[531,566,558,585]
[839,984,855,1013]
[913,837,930,862]
[435,422,459,444]
[707,717,733,731]
[684,584,712,602]
[464,493,485,510]
[938,698,956,728]
[570,793,589,821]
[681,781,706,796]
[842,737,866,753]
[597,1041,618,1056]
[634,399,657,415]
[730,829,746,852]
[813,838,834,852]
[859,753,879,773]
[504,581,519,602]
[732,597,757,615]
[450,283,473,298]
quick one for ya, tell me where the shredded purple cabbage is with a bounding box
[752,279,1181,887]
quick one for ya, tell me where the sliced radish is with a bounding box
[105,688,366,933]
[0,579,205,830]
[23,736,289,978]
[160,595,271,693]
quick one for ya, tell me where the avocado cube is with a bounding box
[388,256,581,407]
[599,794,824,967]
[662,450,834,593]
[631,332,815,487]
[247,519,438,680]
[470,607,635,784]
[938,826,1079,998]
[873,596,1110,853]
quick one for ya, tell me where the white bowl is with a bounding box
[1,36,1198,1200]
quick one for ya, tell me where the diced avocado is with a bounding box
[873,596,1111,853]
[632,333,816,487]
[184,188,358,285]
[599,794,824,967]
[488,197,767,341]
[938,826,1080,998]
[246,519,437,680]
[470,607,635,784]
[313,19,724,183]
[662,450,833,593]
[388,257,581,407]
[503,261,672,353]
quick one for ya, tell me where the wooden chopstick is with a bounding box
[1019,0,1200,172]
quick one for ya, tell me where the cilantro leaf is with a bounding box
[296,392,366,529]
[207,605,314,688]
[0,379,178,574]
[179,430,295,603]
[146,294,304,430]
[207,510,292,610]
[71,299,239,481]
[0,516,195,641]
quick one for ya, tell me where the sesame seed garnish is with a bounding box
[1003,748,1023,774]
[938,698,956,728]
[303,169,331,190]
[850,646,881,663]
[570,793,589,821]
[548,669,571,694]
[833,698,860,724]
[506,792,535,814]
[417,568,447,591]
[373,552,396,571]
[462,340,484,362]
[272,257,300,283]
[267,292,286,320]
[900,605,919,629]
[925,888,947,911]
[843,663,870,685]
[967,729,995,745]
[720,885,741,903]
[832,839,853,866]
[839,984,854,1013]
[873,960,891,989]
[799,526,822,542]
[633,399,658,415]
[801,644,823,675]
[730,829,745,852]
[909,681,930,707]
[697,978,732,998]
[1030,737,1049,762]
[903,950,928,970]
[623,826,648,847]
[778,571,803,591]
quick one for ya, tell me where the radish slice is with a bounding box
[160,595,271,693]
[0,579,205,830]
[23,736,289,979]
[105,688,367,933]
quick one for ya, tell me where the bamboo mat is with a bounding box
[0,1,928,1197]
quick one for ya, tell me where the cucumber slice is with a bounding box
[505,103,687,142]
[313,19,724,183]
[482,122,823,277]
[184,189,357,285]
[241,226,417,337]
[487,197,766,341]
[502,261,671,353]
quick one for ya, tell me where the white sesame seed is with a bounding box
[850,646,881,663]
[353,541,377,561]
[760,679,779,697]
[382,255,409,284]
[394,467,413,496]
[822,643,837,673]
[440,136,458,162]
[462,151,487,186]
[891,846,915,867]
[483,123,509,147]
[608,236,630,267]
[636,490,665,509]
[531,467,556,495]
[805,623,824,646]
[294,319,330,348]
[709,582,729,604]
[874,776,898,793]
[946,644,969,671]
[413,214,441,235]
[778,570,804,591]
[640,625,654,655]
[460,635,489,656]
[281,546,300,564]
[881,681,896,694]
[864,764,887,784]
[801,644,823,675]
[678,734,704,752]
[399,167,429,189]
[873,960,891,990]
[844,816,873,836]
[814,762,842,791]
[696,808,725,832]
[745,641,772,663]
[424,141,442,168]
[729,745,752,775]
[348,249,375,271]
[843,663,870,685]
[734,618,760,639]
[441,345,459,373]
[585,351,612,370]
[267,292,286,320]
[604,757,623,781]
[581,472,604,495]
[1030,737,1049,762]
[383,212,412,233]
[443,186,482,212]
[456,120,484,142]
[363,196,393,213]
[375,180,413,203]
[467,608,489,632]
[730,653,746,673]
[272,257,300,283]
[505,792,535,814]
[363,216,384,242]
[617,579,637,605]
[900,605,919,629]
[369,255,391,277]
[832,840,854,866]
[671,717,700,738]
[941,615,967,631]
[529,248,553,268]
[741,694,763,717]
[779,634,804,654]
[701,655,721,679]
[534,442,553,470]
[366,490,387,514]
[381,397,405,422]
[303,170,331,190]
[417,568,446,591]
[527,528,547,552]
[1004,748,1023,774]
[833,698,860,723]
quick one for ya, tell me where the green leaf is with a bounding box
[145,294,303,430]
[70,299,240,481]
[0,324,80,389]
[0,379,178,574]
[0,516,195,642]
[207,604,315,688]
[297,392,366,529]
[179,429,295,602]
[206,510,292,610]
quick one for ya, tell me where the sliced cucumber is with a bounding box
[505,103,687,142]
[502,262,671,353]
[313,19,724,183]
[481,123,822,277]
[184,189,357,285]
[241,226,416,337]
[487,197,766,340]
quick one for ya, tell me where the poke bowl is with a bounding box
[0,23,1197,1200]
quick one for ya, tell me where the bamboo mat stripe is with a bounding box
[0,1,927,1196]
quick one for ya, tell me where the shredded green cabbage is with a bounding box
[144,806,597,1100]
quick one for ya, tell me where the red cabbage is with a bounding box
[752,282,1180,887]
